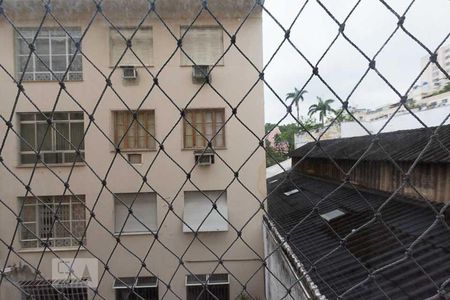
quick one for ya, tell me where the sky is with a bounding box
[262,0,450,124]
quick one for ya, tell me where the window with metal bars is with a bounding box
[19,195,86,248]
[15,27,82,81]
[186,274,229,300]
[183,109,225,149]
[22,284,88,300]
[113,277,158,300]
[113,110,156,151]
[18,112,85,165]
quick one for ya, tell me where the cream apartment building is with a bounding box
[0,1,266,299]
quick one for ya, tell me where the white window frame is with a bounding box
[183,190,228,233]
[185,274,229,286]
[109,27,154,67]
[19,195,86,249]
[18,112,85,165]
[16,27,82,81]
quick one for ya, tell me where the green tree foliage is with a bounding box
[264,118,318,167]
[308,97,336,125]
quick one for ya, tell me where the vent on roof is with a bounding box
[269,179,278,184]
[320,209,346,222]
[283,189,299,196]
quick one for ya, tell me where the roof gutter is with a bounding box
[263,215,325,300]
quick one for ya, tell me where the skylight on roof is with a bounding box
[283,189,299,196]
[320,209,346,222]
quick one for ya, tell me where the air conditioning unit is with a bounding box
[194,150,215,166]
[192,65,210,84]
[121,66,137,80]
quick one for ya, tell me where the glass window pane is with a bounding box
[53,112,68,120]
[35,55,50,72]
[21,223,37,241]
[71,54,82,71]
[72,221,85,238]
[52,55,67,72]
[70,112,83,120]
[44,152,63,164]
[22,205,36,222]
[55,122,70,150]
[72,203,85,220]
[20,123,35,151]
[55,221,70,238]
[36,123,52,151]
[51,38,66,55]
[35,38,49,55]
[17,55,30,73]
[70,122,84,149]
[17,38,30,55]
[21,154,37,164]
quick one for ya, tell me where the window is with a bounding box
[21,280,88,300]
[183,109,225,149]
[110,27,153,66]
[114,277,158,300]
[180,26,224,66]
[19,112,85,165]
[114,193,157,234]
[16,28,82,81]
[19,195,86,248]
[114,110,156,150]
[183,191,228,233]
[186,274,229,300]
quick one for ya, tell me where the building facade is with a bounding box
[0,1,266,299]
[418,44,450,97]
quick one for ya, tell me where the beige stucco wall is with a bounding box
[0,5,266,300]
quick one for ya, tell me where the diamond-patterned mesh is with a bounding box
[0,0,449,300]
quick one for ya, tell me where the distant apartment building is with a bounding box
[350,90,449,123]
[0,1,266,299]
[295,98,450,149]
[416,44,450,97]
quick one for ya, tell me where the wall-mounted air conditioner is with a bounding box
[122,66,137,80]
[192,65,210,84]
[194,150,215,166]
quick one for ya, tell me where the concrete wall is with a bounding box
[263,223,310,300]
[0,5,266,300]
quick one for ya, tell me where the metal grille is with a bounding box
[0,0,449,300]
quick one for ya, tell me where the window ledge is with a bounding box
[110,148,157,153]
[18,246,86,253]
[113,232,156,237]
[182,229,229,233]
[109,65,154,68]
[21,80,84,83]
[17,162,86,168]
[182,147,227,151]
[180,64,225,68]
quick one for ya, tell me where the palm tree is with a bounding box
[308,97,336,126]
[286,88,307,120]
